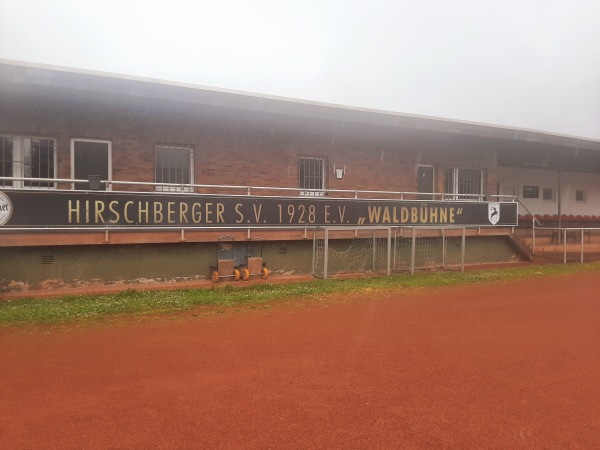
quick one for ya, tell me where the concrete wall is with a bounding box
[498,166,600,216]
[0,236,520,286]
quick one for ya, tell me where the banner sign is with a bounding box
[0,190,518,228]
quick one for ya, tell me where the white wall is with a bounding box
[497,167,600,217]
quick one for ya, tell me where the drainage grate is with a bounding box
[41,255,56,265]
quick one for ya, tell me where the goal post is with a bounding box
[312,226,392,279]
[312,226,467,279]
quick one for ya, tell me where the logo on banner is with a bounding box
[0,192,13,226]
[488,202,500,225]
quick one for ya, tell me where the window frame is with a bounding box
[444,167,483,200]
[542,187,555,202]
[299,156,327,197]
[154,143,195,192]
[522,185,540,199]
[1,135,57,189]
[575,189,586,203]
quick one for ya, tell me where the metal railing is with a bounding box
[0,175,495,201]
[532,224,600,263]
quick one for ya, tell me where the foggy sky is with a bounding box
[1,0,599,140]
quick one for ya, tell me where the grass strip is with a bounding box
[1,262,599,327]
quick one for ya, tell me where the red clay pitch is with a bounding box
[2,272,600,449]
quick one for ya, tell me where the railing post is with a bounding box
[387,227,392,276]
[410,227,416,275]
[563,228,567,264]
[532,217,536,255]
[393,228,397,272]
[323,228,329,280]
[581,228,584,264]
[461,227,466,272]
[312,229,316,276]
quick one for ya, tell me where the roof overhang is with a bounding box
[2,58,600,157]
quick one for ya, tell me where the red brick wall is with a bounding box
[2,99,497,196]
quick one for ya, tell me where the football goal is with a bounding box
[312,226,466,279]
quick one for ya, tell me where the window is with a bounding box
[1,135,56,188]
[522,185,539,199]
[299,157,326,196]
[542,187,554,201]
[575,189,586,203]
[155,143,194,192]
[444,168,482,200]
[0,137,13,187]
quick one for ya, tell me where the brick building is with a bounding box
[1,59,599,286]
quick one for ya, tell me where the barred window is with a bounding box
[155,143,194,192]
[0,137,14,187]
[24,138,55,187]
[444,168,482,200]
[299,157,326,196]
[0,136,55,188]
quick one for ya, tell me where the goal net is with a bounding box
[393,228,446,272]
[312,227,392,279]
[313,226,464,278]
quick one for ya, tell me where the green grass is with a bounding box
[2,262,599,327]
